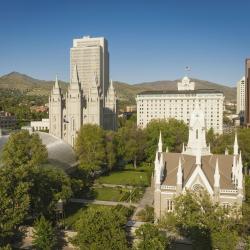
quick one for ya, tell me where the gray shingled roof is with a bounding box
[162,152,236,190]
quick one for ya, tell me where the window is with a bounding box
[167,200,173,212]
[196,129,199,139]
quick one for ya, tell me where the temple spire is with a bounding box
[177,157,183,185]
[182,143,185,153]
[165,146,169,153]
[234,132,239,155]
[214,158,220,187]
[237,151,243,190]
[71,64,79,84]
[55,75,59,89]
[158,131,163,153]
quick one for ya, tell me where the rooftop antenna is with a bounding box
[185,66,191,77]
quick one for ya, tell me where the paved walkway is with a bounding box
[93,183,134,189]
[69,198,138,207]
[131,186,154,220]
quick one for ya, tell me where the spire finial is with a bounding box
[214,157,220,187]
[234,132,239,155]
[177,157,183,185]
[158,131,163,153]
[72,64,79,83]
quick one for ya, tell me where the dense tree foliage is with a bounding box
[116,120,146,167]
[75,124,106,175]
[135,223,169,250]
[2,130,47,168]
[145,119,188,162]
[32,216,57,250]
[0,166,30,246]
[160,190,240,250]
[29,166,72,218]
[72,206,128,250]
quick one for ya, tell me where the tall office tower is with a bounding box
[70,36,109,97]
[49,36,117,146]
[236,76,245,115]
[245,59,250,125]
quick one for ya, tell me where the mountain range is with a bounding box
[0,72,236,103]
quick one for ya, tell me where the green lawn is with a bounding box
[93,187,124,201]
[96,170,149,186]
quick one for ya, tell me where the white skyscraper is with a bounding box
[237,76,245,115]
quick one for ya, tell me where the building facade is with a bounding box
[31,118,49,131]
[49,36,117,146]
[0,111,16,129]
[136,76,224,134]
[154,107,244,219]
[236,76,245,115]
[245,59,250,125]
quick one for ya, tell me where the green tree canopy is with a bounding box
[75,124,106,175]
[1,130,47,169]
[32,216,57,250]
[0,166,29,246]
[29,166,72,218]
[116,120,146,167]
[160,190,240,250]
[145,119,188,162]
[73,207,128,250]
[135,223,169,250]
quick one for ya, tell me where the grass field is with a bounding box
[96,170,149,186]
[93,187,124,201]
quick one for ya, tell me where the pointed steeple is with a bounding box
[232,155,237,184]
[52,75,61,95]
[154,151,159,165]
[158,131,163,153]
[237,151,243,190]
[177,157,183,185]
[208,143,211,154]
[71,64,79,84]
[234,132,239,155]
[165,146,169,153]
[214,158,220,187]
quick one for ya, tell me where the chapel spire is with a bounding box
[234,132,239,155]
[158,131,163,153]
[214,158,220,188]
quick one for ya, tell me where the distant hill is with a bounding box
[114,79,236,104]
[0,72,236,103]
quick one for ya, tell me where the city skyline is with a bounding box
[0,0,250,86]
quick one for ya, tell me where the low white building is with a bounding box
[236,76,245,115]
[31,118,49,131]
[136,76,224,134]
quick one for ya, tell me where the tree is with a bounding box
[75,124,106,175]
[1,130,48,169]
[116,120,146,168]
[32,216,57,250]
[145,119,188,162]
[105,131,117,170]
[160,190,240,250]
[72,207,128,250]
[0,166,29,246]
[135,223,169,250]
[29,166,72,218]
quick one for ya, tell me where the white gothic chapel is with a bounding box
[153,105,244,219]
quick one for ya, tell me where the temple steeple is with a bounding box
[234,132,239,155]
[158,131,163,153]
[214,158,220,188]
[177,157,183,185]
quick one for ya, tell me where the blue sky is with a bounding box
[0,0,249,86]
